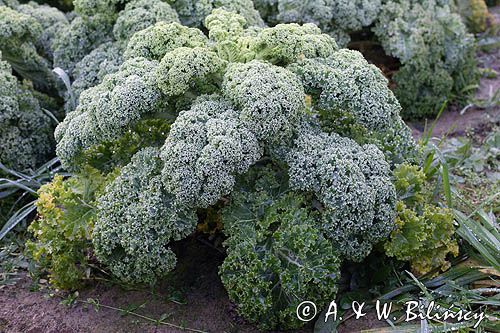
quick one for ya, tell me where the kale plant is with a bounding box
[53,9,418,328]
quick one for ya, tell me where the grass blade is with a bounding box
[0,201,37,240]
[454,210,500,271]
[441,161,452,207]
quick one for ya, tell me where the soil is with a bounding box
[0,238,288,333]
[407,103,499,140]
[1,7,499,333]
[0,236,387,333]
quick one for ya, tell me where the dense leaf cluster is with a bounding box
[385,164,459,275]
[374,0,479,118]
[221,166,341,329]
[253,0,481,118]
[0,53,54,171]
[27,168,115,289]
[52,9,418,328]
[0,1,478,330]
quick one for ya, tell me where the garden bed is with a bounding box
[0,3,498,333]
